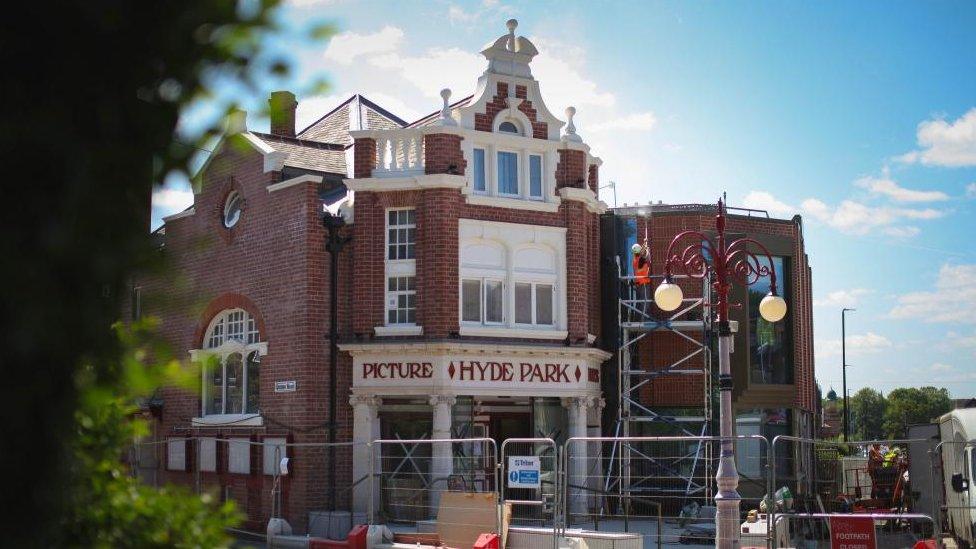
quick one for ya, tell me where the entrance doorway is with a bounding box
[490,412,533,447]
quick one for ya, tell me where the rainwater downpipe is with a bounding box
[324,211,350,511]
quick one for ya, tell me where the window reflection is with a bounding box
[748,256,791,384]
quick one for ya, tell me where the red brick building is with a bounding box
[135,19,815,532]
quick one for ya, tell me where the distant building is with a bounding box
[953,398,976,409]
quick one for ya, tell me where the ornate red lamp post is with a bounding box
[653,199,787,548]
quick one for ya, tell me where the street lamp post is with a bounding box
[842,308,855,442]
[653,199,787,548]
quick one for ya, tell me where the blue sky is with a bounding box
[153,0,976,398]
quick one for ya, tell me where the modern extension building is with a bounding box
[133,19,816,533]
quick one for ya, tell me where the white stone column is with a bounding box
[430,394,456,517]
[563,396,595,520]
[587,398,606,509]
[350,394,380,515]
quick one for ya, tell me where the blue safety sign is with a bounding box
[507,456,541,488]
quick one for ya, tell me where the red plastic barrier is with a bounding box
[308,524,369,549]
[473,533,499,549]
[347,525,368,549]
[309,540,346,549]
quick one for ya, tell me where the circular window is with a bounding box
[498,121,520,134]
[223,191,242,228]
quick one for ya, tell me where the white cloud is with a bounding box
[813,288,872,308]
[854,174,948,202]
[889,263,976,323]
[899,108,976,167]
[448,5,478,24]
[530,36,616,110]
[324,26,404,65]
[741,181,946,236]
[882,225,921,238]
[967,182,976,198]
[447,1,514,26]
[152,187,193,216]
[741,191,797,218]
[947,331,976,353]
[931,362,954,372]
[588,112,657,132]
[816,331,893,357]
[369,47,483,101]
[799,197,943,235]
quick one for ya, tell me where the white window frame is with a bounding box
[514,281,555,326]
[192,309,267,425]
[383,208,419,334]
[386,275,417,325]
[497,120,522,135]
[528,154,544,200]
[458,220,568,338]
[472,148,487,194]
[385,207,416,261]
[496,150,520,197]
[460,277,506,325]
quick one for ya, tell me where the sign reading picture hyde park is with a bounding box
[346,346,606,395]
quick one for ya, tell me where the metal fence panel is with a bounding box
[370,437,499,541]
[129,437,367,539]
[563,435,769,548]
[500,438,558,549]
[771,436,934,548]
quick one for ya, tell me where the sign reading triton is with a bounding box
[507,456,541,488]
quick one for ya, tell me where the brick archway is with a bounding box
[193,293,267,348]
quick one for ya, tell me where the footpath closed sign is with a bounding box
[829,515,876,549]
[507,456,541,488]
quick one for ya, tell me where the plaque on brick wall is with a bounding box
[274,380,296,393]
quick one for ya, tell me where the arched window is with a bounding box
[498,120,520,134]
[513,246,556,326]
[200,309,264,416]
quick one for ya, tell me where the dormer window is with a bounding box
[498,121,520,134]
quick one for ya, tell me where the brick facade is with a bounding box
[136,21,815,534]
[136,139,355,531]
[473,82,549,139]
[627,210,816,414]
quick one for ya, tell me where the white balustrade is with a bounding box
[372,130,425,177]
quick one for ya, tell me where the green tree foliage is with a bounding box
[849,387,886,441]
[0,1,329,545]
[883,386,951,439]
[62,321,240,548]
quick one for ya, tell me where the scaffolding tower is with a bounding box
[605,259,716,507]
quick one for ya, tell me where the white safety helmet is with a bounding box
[631,243,643,254]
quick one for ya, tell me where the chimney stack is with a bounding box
[269,90,297,137]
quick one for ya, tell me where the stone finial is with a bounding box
[480,19,538,78]
[506,19,518,50]
[434,88,457,127]
[562,106,582,142]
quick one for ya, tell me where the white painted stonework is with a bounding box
[341,342,607,398]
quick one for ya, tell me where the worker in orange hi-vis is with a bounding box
[631,242,651,317]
